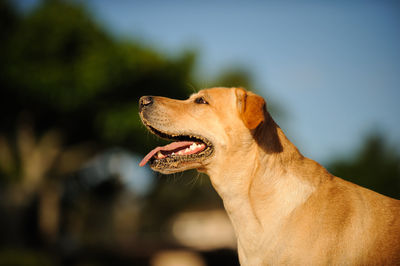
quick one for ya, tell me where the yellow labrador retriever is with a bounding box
[139,87,400,265]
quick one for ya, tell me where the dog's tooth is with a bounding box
[185,148,190,153]
[172,152,175,155]
[178,151,183,155]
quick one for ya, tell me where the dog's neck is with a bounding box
[207,115,323,199]
[206,116,331,262]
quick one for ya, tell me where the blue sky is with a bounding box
[17,0,400,165]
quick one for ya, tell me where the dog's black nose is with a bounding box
[139,96,153,112]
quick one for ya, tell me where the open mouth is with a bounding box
[139,124,214,171]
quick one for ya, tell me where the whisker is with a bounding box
[187,83,199,93]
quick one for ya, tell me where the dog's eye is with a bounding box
[194,97,208,104]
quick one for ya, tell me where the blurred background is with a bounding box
[0,0,399,265]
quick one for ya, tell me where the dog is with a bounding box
[139,87,400,265]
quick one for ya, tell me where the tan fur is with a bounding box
[140,87,400,265]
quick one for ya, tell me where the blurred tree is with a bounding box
[213,67,253,89]
[0,0,195,150]
[328,133,400,199]
[0,0,196,249]
[139,171,223,236]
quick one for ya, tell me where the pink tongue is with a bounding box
[139,141,194,167]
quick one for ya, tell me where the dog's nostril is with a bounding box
[139,96,153,111]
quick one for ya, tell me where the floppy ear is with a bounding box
[235,88,266,129]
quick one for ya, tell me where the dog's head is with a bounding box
[139,87,266,174]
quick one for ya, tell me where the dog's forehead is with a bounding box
[196,87,236,100]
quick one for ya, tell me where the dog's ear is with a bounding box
[235,88,266,129]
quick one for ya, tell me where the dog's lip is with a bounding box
[140,118,213,146]
[147,124,212,146]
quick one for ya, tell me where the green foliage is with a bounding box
[328,134,400,199]
[4,0,113,110]
[0,0,195,150]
